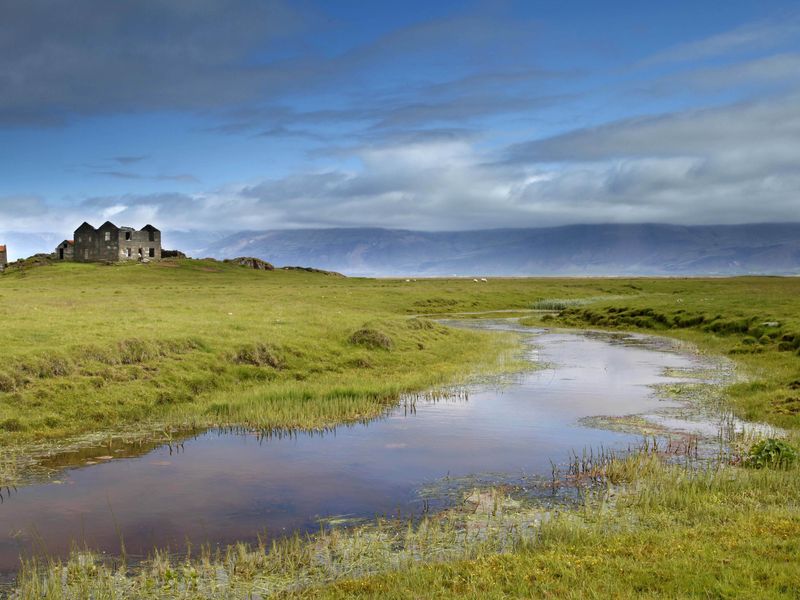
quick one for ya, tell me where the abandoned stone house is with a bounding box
[0,245,7,270]
[69,222,162,262]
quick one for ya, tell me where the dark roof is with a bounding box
[59,240,74,246]
[74,222,159,234]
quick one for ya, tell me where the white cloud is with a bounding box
[643,15,800,65]
[2,89,799,241]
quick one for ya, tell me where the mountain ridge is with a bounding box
[195,223,800,276]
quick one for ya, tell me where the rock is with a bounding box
[161,249,186,258]
[225,257,275,270]
[280,266,345,277]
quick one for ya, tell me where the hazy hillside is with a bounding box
[198,223,800,276]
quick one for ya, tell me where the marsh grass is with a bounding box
[530,298,589,311]
[530,295,634,311]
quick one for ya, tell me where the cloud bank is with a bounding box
[0,3,799,244]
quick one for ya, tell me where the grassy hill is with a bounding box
[0,259,528,452]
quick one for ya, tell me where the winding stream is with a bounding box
[0,321,733,573]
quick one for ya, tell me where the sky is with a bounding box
[1,0,799,254]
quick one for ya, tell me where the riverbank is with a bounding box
[0,260,527,485]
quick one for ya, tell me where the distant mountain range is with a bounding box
[191,223,800,277]
[4,223,798,276]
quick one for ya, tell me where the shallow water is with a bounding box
[0,322,721,572]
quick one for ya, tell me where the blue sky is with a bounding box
[1,0,799,254]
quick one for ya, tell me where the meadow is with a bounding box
[0,259,528,472]
[2,260,799,598]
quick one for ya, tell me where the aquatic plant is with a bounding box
[744,438,798,469]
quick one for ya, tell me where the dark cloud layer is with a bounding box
[0,0,312,125]
[0,1,548,129]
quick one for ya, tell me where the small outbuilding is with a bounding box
[55,240,74,261]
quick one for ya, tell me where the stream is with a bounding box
[0,321,735,573]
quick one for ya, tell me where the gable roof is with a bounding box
[75,222,95,232]
[0,245,6,252]
[141,224,160,232]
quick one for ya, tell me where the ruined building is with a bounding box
[55,240,74,261]
[72,222,161,262]
[0,245,6,270]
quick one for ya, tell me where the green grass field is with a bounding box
[2,260,800,598]
[0,260,530,452]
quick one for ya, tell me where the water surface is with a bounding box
[0,322,719,572]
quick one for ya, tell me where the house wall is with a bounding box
[118,229,161,260]
[74,223,120,262]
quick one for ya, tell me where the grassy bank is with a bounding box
[0,259,531,481]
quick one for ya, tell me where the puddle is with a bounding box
[0,321,736,573]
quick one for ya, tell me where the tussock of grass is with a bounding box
[348,328,394,350]
[233,342,285,368]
